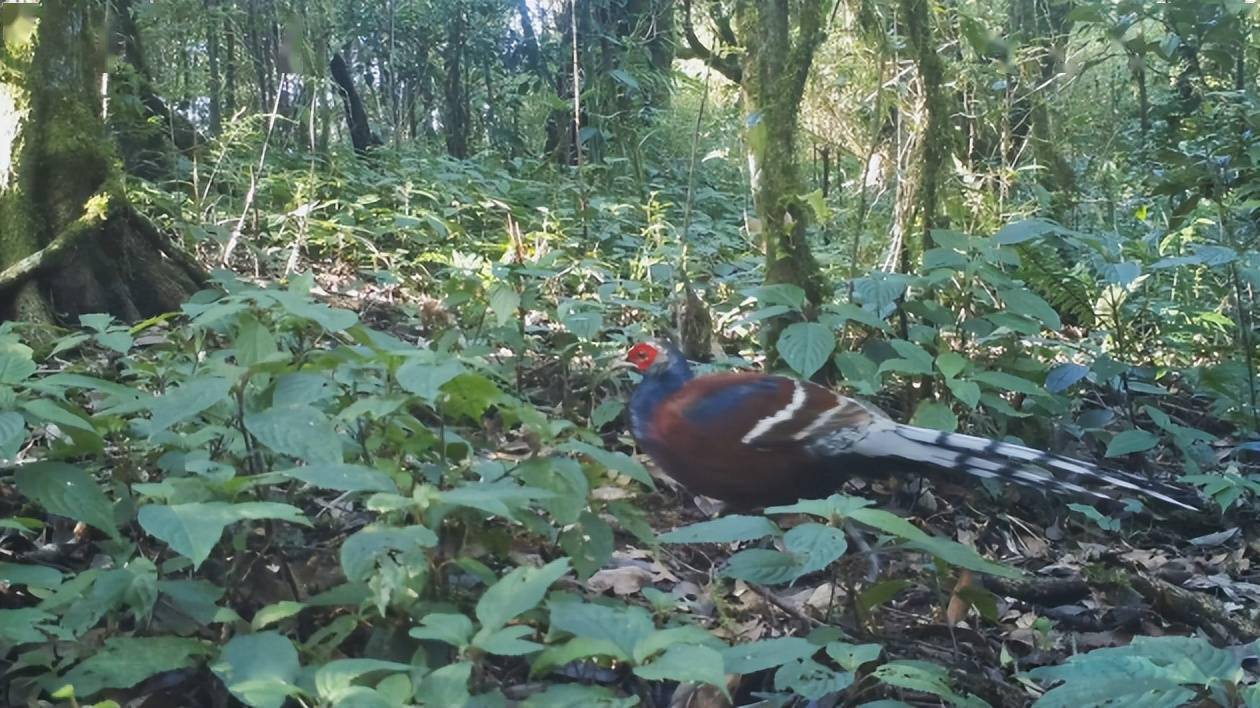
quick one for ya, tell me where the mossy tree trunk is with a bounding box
[683,0,830,349]
[734,0,829,310]
[0,0,204,323]
[899,0,951,268]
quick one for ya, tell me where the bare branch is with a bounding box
[680,0,742,83]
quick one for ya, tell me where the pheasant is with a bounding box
[620,340,1196,511]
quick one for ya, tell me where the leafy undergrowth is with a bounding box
[0,274,1256,707]
[5,150,1260,706]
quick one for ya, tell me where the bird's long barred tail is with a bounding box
[873,424,1197,511]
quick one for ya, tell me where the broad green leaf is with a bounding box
[417,661,472,706]
[22,399,94,432]
[874,661,968,704]
[880,340,935,376]
[935,352,967,379]
[531,636,628,677]
[561,440,654,489]
[0,410,28,457]
[516,457,588,524]
[273,464,396,493]
[1044,363,1089,393]
[846,507,931,541]
[244,405,342,464]
[250,601,307,630]
[313,658,410,701]
[272,373,334,407]
[784,522,848,576]
[57,636,211,699]
[906,536,1020,578]
[825,641,883,671]
[720,549,801,585]
[972,370,1044,397]
[852,274,909,315]
[473,625,544,656]
[1067,503,1121,531]
[548,598,654,660]
[1106,429,1159,457]
[751,284,807,309]
[564,312,603,340]
[438,480,554,521]
[722,636,820,674]
[590,399,624,429]
[0,607,55,643]
[777,322,835,379]
[945,378,981,408]
[993,218,1060,245]
[15,462,117,539]
[559,511,614,580]
[235,313,279,367]
[910,401,958,432]
[139,502,310,569]
[271,293,359,332]
[827,303,888,329]
[396,359,464,402]
[212,631,300,708]
[339,525,438,582]
[488,283,521,327]
[774,657,854,700]
[631,625,722,664]
[440,372,502,421]
[475,558,569,633]
[634,644,728,696]
[766,494,873,519]
[999,288,1061,329]
[658,514,781,544]
[0,351,35,384]
[147,376,232,433]
[409,613,474,647]
[0,561,62,588]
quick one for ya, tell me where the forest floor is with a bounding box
[330,275,1260,706]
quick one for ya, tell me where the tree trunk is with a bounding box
[734,0,829,311]
[443,2,469,158]
[206,0,223,136]
[0,0,204,323]
[108,0,203,176]
[899,0,951,257]
[330,51,381,153]
[224,7,237,117]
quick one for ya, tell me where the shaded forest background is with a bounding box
[2,0,1260,706]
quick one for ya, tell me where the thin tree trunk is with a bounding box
[443,2,468,158]
[224,7,237,116]
[206,0,223,135]
[330,51,380,153]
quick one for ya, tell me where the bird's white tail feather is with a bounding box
[849,422,1196,511]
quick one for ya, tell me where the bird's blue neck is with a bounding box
[628,349,693,440]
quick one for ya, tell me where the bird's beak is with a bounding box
[609,359,638,372]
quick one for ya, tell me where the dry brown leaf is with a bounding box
[586,566,654,595]
[946,570,975,625]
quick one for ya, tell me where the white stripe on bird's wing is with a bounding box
[741,380,807,445]
[792,398,849,441]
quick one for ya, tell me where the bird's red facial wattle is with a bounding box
[624,342,660,373]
